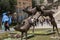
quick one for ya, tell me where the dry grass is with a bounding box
[0,28,60,40]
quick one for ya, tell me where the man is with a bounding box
[8,15,12,25]
[7,11,12,26]
[5,21,10,31]
[2,12,9,31]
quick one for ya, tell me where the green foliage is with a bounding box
[32,0,36,8]
[32,0,44,7]
[40,0,44,4]
[0,0,17,14]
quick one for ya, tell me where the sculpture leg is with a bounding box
[53,21,59,37]
[54,21,59,36]
[55,26,59,36]
[35,19,39,26]
[37,19,39,24]
[33,26,35,34]
[52,25,56,37]
[35,21,37,26]
[21,32,23,40]
[34,21,36,26]
[56,5,58,9]
[35,20,37,26]
[25,32,27,40]
[53,26,55,33]
[40,21,43,26]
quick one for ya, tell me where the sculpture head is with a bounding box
[23,6,37,16]
[23,6,31,12]
[14,25,20,31]
[35,4,45,11]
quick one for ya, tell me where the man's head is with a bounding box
[7,11,10,14]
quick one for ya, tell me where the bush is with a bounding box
[40,0,44,4]
[0,0,17,14]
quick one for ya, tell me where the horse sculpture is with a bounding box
[36,5,59,36]
[23,5,59,36]
[14,4,59,40]
[14,16,36,40]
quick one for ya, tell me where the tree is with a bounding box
[32,0,36,8]
[32,0,44,8]
[0,0,17,14]
[40,0,44,4]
